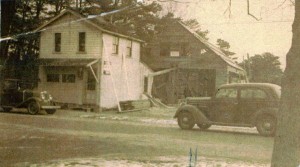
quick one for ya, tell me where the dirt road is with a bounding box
[0,108,272,166]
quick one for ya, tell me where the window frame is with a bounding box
[126,40,132,58]
[112,36,119,54]
[78,32,86,52]
[62,74,76,83]
[46,74,60,82]
[54,33,61,52]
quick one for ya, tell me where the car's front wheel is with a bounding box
[45,109,56,114]
[197,123,211,130]
[27,101,40,115]
[178,112,195,130]
[256,115,276,137]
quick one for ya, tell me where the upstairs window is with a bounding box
[54,33,61,52]
[126,40,132,57]
[79,32,86,52]
[112,36,119,54]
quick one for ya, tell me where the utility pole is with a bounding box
[247,53,251,81]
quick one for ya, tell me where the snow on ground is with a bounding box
[24,156,269,167]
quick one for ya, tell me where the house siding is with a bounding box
[100,34,142,108]
[39,13,102,59]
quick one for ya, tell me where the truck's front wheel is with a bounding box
[178,112,195,130]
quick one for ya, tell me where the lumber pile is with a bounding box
[119,99,151,112]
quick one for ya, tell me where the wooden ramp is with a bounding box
[143,93,174,109]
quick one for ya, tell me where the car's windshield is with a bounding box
[2,80,33,90]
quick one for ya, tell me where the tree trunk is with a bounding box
[0,0,16,64]
[271,1,300,166]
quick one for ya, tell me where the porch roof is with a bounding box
[38,58,98,66]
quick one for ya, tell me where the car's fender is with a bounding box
[174,104,210,124]
[251,107,278,125]
[16,97,42,108]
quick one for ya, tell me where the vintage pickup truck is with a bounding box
[0,79,60,115]
[174,83,281,136]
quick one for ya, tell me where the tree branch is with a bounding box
[223,0,232,18]
[247,0,261,21]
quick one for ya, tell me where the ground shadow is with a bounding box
[188,127,262,137]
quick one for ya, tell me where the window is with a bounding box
[241,89,267,99]
[54,33,61,52]
[126,40,132,57]
[47,74,59,82]
[62,74,76,83]
[112,36,119,54]
[79,32,86,52]
[216,88,237,99]
[170,51,180,57]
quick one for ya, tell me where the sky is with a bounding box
[155,0,295,69]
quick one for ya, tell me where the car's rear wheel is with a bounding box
[256,115,276,137]
[2,107,12,112]
[197,123,211,130]
[45,109,56,114]
[27,101,40,115]
[178,112,195,130]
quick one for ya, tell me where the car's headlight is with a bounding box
[41,91,51,101]
[49,95,53,101]
[40,91,46,100]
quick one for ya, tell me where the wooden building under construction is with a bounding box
[142,21,247,104]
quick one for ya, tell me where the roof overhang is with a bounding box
[38,58,98,66]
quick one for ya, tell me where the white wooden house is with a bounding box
[35,9,152,110]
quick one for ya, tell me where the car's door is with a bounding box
[238,88,270,124]
[211,88,239,123]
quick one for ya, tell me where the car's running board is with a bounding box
[210,122,254,127]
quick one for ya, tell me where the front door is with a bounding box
[211,88,239,123]
[85,69,97,105]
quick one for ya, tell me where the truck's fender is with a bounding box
[174,104,210,124]
[251,107,278,125]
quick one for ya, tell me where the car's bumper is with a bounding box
[41,106,61,110]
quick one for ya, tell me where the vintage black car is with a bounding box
[174,83,281,136]
[0,79,60,115]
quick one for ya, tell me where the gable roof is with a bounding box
[34,9,143,43]
[177,21,244,71]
